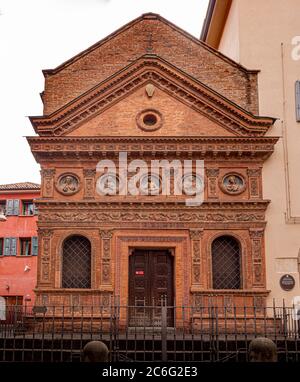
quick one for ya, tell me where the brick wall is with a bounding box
[42,14,259,116]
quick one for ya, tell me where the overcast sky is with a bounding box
[0,0,209,184]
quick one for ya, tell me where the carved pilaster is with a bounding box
[206,168,219,199]
[38,229,53,286]
[83,169,96,199]
[247,168,261,199]
[249,228,264,288]
[41,169,55,198]
[100,230,113,286]
[189,229,203,287]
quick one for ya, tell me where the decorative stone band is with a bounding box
[37,200,269,225]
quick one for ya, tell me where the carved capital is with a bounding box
[38,229,53,238]
[83,169,96,177]
[41,168,55,177]
[249,228,264,239]
[247,168,261,177]
[189,229,203,240]
[206,168,219,177]
[100,230,114,240]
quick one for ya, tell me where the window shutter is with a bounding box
[4,238,11,256]
[31,237,38,256]
[6,200,14,216]
[13,200,20,216]
[10,238,17,256]
[296,80,300,122]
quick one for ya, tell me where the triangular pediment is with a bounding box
[67,85,235,137]
[30,55,275,137]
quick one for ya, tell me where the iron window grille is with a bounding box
[62,236,91,289]
[212,236,241,289]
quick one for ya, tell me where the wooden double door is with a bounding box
[129,249,174,327]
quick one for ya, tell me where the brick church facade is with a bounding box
[28,14,278,326]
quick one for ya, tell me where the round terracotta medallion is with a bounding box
[56,174,80,196]
[221,173,246,195]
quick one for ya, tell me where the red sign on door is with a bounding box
[135,270,144,276]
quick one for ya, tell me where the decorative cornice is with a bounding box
[27,136,279,162]
[30,56,275,137]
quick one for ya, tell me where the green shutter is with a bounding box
[13,200,20,215]
[10,238,17,256]
[6,200,14,216]
[31,237,38,256]
[4,238,11,256]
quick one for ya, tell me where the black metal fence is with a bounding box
[0,301,300,362]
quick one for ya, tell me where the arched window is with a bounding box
[212,236,241,289]
[62,235,91,289]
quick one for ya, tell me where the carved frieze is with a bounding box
[39,210,266,224]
